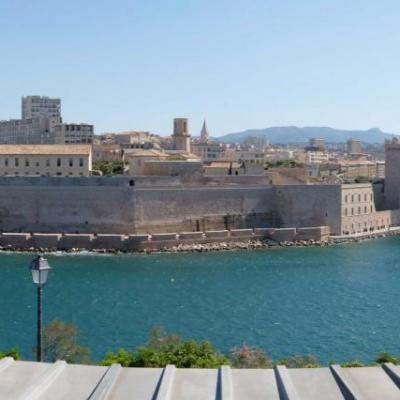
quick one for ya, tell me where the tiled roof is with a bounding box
[0,145,91,155]
[1,358,400,399]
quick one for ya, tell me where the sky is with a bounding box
[1,0,400,136]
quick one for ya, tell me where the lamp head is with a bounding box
[30,255,51,286]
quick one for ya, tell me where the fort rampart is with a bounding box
[0,177,341,235]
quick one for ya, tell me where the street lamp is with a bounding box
[29,255,51,362]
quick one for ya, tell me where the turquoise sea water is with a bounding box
[1,237,400,364]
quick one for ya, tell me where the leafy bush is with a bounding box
[101,327,228,368]
[43,320,90,364]
[92,161,125,175]
[277,355,320,368]
[230,344,273,368]
[341,360,365,367]
[375,352,399,365]
[0,348,20,360]
[102,348,135,367]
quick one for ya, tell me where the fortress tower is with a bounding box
[384,137,400,209]
[172,118,191,153]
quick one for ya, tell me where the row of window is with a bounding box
[344,193,373,203]
[2,157,85,168]
[344,206,374,216]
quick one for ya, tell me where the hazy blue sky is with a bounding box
[1,0,399,136]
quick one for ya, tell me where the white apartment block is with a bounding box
[0,145,92,177]
[21,96,61,120]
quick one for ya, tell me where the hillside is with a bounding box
[217,126,395,144]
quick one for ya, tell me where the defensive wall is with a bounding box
[0,226,330,251]
[0,177,342,235]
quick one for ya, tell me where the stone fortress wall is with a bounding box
[0,176,396,238]
[0,176,340,235]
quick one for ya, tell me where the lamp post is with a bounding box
[29,255,51,362]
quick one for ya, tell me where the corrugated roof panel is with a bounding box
[108,367,163,400]
[343,366,400,400]
[40,364,107,400]
[231,369,280,400]
[170,368,219,400]
[288,368,344,400]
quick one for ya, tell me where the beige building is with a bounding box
[340,160,385,180]
[124,149,168,175]
[192,142,226,161]
[0,145,92,177]
[92,143,123,162]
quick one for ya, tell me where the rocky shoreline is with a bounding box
[0,229,398,255]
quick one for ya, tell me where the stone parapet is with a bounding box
[205,230,229,238]
[59,234,94,250]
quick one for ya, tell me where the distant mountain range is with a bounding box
[216,126,396,144]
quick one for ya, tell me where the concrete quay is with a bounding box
[0,226,330,253]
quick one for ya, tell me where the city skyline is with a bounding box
[1,0,400,135]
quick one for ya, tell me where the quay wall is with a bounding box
[0,226,330,251]
[0,177,343,234]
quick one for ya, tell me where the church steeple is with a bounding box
[200,120,209,143]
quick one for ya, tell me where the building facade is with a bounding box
[21,96,61,120]
[53,123,94,144]
[0,145,92,177]
[0,117,59,144]
[347,139,362,155]
[384,138,400,209]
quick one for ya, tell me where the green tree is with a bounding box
[277,355,320,368]
[102,348,135,367]
[229,344,273,368]
[92,161,125,176]
[134,340,228,368]
[0,348,20,360]
[101,327,228,368]
[43,320,90,364]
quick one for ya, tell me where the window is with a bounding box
[5,158,8,167]
[25,159,29,167]
[69,158,73,167]
[46,159,50,167]
[345,195,348,203]
[358,194,361,202]
[364,194,367,201]
[371,205,373,212]
[364,206,367,213]
[36,161,39,167]
[345,208,348,216]
[351,208,354,215]
[351,195,354,202]
[79,158,84,167]
[358,207,361,214]
[15,158,19,167]
[57,158,61,167]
